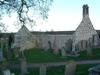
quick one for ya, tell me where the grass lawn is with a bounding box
[1,48,100,63]
[0,64,99,75]
[24,48,100,63]
[1,48,100,75]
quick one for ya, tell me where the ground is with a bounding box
[0,48,100,75]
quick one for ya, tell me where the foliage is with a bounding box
[0,22,7,32]
[0,0,53,31]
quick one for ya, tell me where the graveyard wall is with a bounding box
[34,34,73,49]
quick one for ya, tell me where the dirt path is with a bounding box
[10,60,100,68]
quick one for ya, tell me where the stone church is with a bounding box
[12,4,100,52]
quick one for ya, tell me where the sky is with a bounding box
[2,0,100,32]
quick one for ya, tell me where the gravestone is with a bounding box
[1,58,9,75]
[68,51,80,57]
[66,39,73,52]
[87,39,92,56]
[83,40,87,50]
[5,43,8,52]
[87,45,92,56]
[75,43,79,52]
[93,35,99,47]
[11,73,15,75]
[61,47,66,57]
[1,39,4,50]
[20,58,29,75]
[13,47,20,58]
[19,50,25,59]
[7,50,12,60]
[48,41,51,50]
[65,60,76,75]
[1,58,9,71]
[3,69,10,75]
[43,44,48,52]
[78,41,82,50]
[53,36,59,54]
[39,63,46,75]
[0,49,3,62]
[88,65,100,75]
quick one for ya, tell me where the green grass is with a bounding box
[24,48,100,63]
[75,64,99,75]
[47,64,99,75]
[24,48,63,63]
[1,48,19,64]
[2,48,100,63]
[77,48,100,60]
[0,64,99,75]
[10,68,39,75]
[1,45,100,75]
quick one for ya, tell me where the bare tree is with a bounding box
[0,22,8,32]
[0,0,53,30]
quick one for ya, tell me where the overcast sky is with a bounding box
[3,0,100,32]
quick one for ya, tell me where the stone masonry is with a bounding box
[72,4,99,52]
[11,4,99,52]
[12,25,36,51]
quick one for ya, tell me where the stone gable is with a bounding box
[74,15,97,44]
[72,5,99,52]
[16,25,31,36]
[12,25,36,50]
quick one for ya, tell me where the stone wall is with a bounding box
[34,34,73,50]
[12,25,73,51]
[10,5,100,52]
[72,5,99,52]
[12,25,36,51]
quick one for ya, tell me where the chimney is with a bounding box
[83,4,89,18]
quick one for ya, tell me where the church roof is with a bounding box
[0,30,100,38]
[31,31,74,35]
